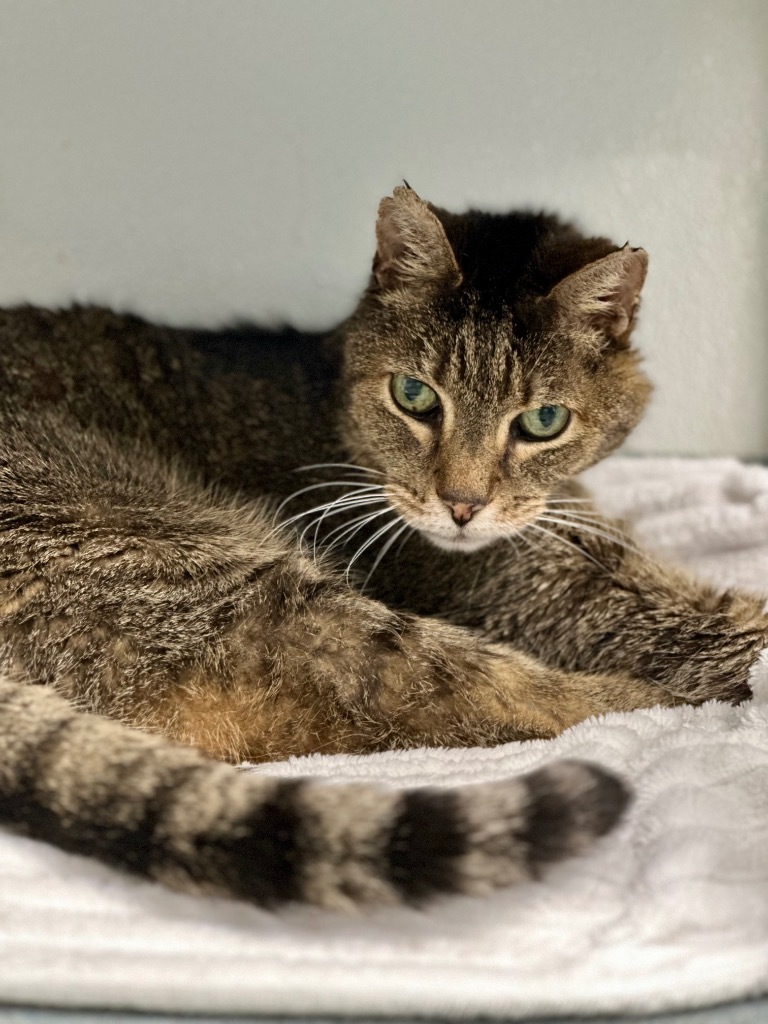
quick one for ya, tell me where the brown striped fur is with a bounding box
[0,187,764,908]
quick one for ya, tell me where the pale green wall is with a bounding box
[1,0,766,455]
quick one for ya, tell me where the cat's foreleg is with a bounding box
[149,554,684,759]
[95,539,680,759]
[463,502,767,705]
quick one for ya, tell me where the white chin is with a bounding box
[422,531,497,553]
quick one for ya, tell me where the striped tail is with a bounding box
[0,679,629,909]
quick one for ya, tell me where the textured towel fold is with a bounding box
[1,456,767,1018]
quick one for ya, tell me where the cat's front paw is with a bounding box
[726,591,768,637]
[691,673,753,706]
[662,619,765,705]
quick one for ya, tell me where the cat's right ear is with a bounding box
[372,186,463,295]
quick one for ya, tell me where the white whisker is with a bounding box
[322,505,395,557]
[276,480,385,516]
[362,519,411,591]
[345,515,401,580]
[277,485,383,526]
[393,525,415,560]
[545,508,611,520]
[294,462,386,477]
[269,493,388,544]
[305,489,390,555]
[278,497,371,534]
[300,496,390,554]
[512,528,543,556]
[525,522,609,572]
[321,512,383,556]
[537,514,643,556]
[544,508,623,526]
[542,508,638,540]
[291,494,387,539]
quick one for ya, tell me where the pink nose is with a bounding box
[449,502,480,526]
[438,492,487,527]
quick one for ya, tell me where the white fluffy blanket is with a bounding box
[2,457,768,1018]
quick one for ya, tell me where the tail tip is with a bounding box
[524,760,631,869]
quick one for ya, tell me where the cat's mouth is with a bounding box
[415,513,534,553]
[403,497,547,554]
[420,528,501,553]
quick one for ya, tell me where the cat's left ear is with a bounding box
[546,246,648,350]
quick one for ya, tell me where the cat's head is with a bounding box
[339,186,651,552]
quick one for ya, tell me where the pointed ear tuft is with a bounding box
[372,186,462,294]
[547,246,649,350]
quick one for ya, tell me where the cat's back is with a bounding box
[0,305,340,496]
[0,305,176,430]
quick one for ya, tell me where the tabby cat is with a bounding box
[0,186,764,910]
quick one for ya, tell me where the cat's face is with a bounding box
[339,188,651,553]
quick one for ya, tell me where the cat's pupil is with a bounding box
[403,378,424,402]
[538,405,557,428]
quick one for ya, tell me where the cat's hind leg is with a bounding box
[0,415,680,765]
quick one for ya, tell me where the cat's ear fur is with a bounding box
[546,246,648,350]
[372,186,463,294]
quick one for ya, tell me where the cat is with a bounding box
[0,185,764,910]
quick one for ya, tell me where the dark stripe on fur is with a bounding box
[28,718,76,774]
[0,728,196,878]
[122,761,212,875]
[385,789,466,900]
[192,779,306,906]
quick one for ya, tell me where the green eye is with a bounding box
[391,374,440,417]
[515,404,570,440]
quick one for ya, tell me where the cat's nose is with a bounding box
[438,492,487,526]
